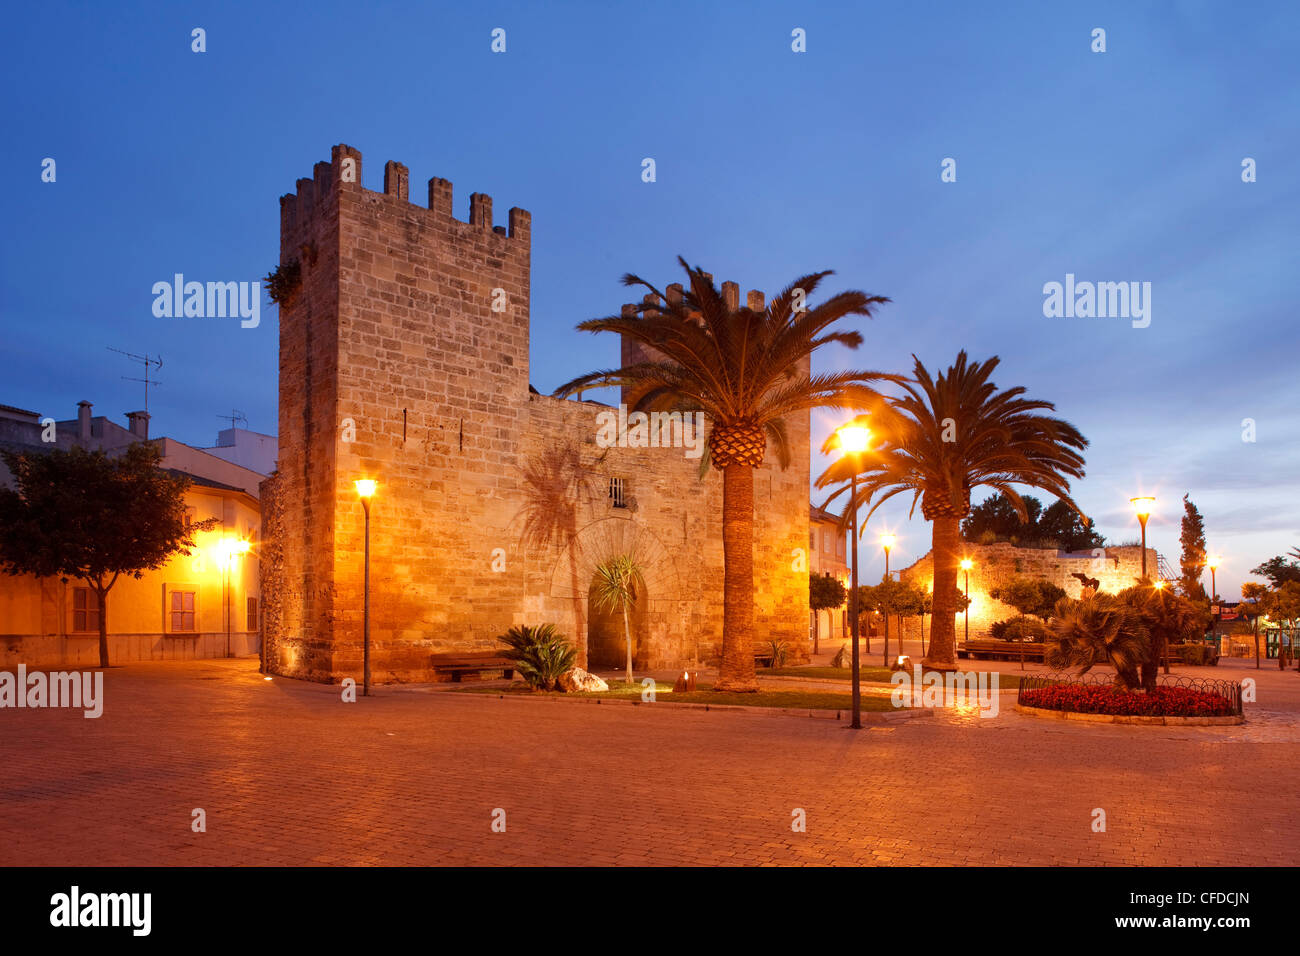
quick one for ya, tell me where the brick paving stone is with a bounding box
[0,657,1296,866]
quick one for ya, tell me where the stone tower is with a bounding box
[260,144,811,684]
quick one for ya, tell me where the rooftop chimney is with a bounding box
[126,411,150,440]
[77,401,92,440]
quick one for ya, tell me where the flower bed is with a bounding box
[1019,683,1236,717]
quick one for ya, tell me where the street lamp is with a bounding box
[960,558,973,647]
[835,423,870,730]
[1208,555,1222,638]
[220,538,251,659]
[880,532,896,664]
[355,479,377,696]
[1130,496,1155,579]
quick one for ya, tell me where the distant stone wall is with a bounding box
[896,542,1158,642]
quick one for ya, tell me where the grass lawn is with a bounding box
[764,666,1025,689]
[458,680,903,711]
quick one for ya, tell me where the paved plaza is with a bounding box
[1,656,1297,866]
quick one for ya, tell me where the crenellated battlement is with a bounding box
[278,143,530,246]
[622,279,767,319]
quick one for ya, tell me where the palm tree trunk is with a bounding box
[924,516,961,670]
[716,463,758,692]
[622,601,633,684]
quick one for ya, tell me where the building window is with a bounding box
[72,588,100,633]
[246,597,258,632]
[609,477,628,509]
[170,590,197,632]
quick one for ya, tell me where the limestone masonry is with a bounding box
[260,145,811,683]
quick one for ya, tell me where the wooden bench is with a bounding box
[960,640,1046,662]
[754,647,776,668]
[429,652,515,682]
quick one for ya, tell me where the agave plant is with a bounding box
[554,257,894,691]
[817,352,1087,672]
[497,624,577,691]
[1045,594,1149,690]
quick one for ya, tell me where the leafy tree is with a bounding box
[555,258,894,691]
[0,443,213,668]
[1036,499,1105,552]
[1240,581,1269,669]
[808,574,846,654]
[497,624,577,691]
[1249,555,1300,589]
[961,493,1042,544]
[818,352,1087,670]
[590,554,645,685]
[1178,494,1208,600]
[989,576,1068,622]
[1046,594,1148,690]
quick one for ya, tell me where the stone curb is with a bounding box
[1014,703,1245,726]
[758,675,1020,693]
[450,690,936,722]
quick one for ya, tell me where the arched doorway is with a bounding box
[586,573,649,670]
[547,517,681,670]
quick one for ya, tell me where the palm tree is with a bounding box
[554,258,893,691]
[816,352,1087,671]
[1046,593,1148,689]
[591,554,645,685]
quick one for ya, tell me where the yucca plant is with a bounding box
[817,352,1087,672]
[497,624,577,691]
[1045,594,1149,690]
[590,553,645,685]
[555,257,894,691]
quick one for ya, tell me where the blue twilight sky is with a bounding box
[1,1,1297,596]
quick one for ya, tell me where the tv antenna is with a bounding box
[106,347,163,414]
[218,409,248,430]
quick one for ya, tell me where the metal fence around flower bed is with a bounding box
[1017,671,1243,716]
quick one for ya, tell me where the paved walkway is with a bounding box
[0,657,1296,866]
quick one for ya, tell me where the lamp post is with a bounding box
[225,539,249,658]
[836,423,871,730]
[1130,496,1155,579]
[1208,555,1221,639]
[355,479,377,696]
[960,558,973,647]
[880,533,896,664]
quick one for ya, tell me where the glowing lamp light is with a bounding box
[1129,496,1155,518]
[1154,580,1166,590]
[1208,555,1222,570]
[837,424,871,453]
[880,533,897,550]
[960,558,973,571]
[354,479,377,499]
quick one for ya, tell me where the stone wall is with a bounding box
[262,145,809,683]
[895,542,1159,642]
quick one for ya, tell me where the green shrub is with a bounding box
[1177,643,1215,665]
[497,623,577,691]
[990,615,1051,643]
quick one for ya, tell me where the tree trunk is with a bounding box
[95,583,109,668]
[1254,620,1260,669]
[923,516,961,670]
[882,607,890,666]
[813,611,819,656]
[716,463,758,692]
[622,601,633,685]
